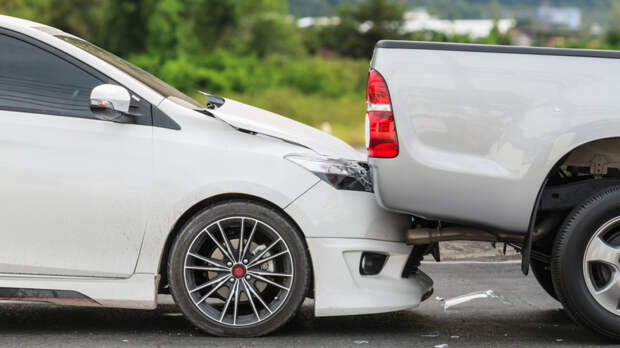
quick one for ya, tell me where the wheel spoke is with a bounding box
[204,229,234,263]
[241,220,258,261]
[248,270,293,278]
[244,279,272,314]
[593,275,620,311]
[185,265,228,272]
[238,218,245,261]
[249,273,290,291]
[190,274,231,294]
[184,216,294,326]
[219,280,238,322]
[242,279,260,320]
[196,275,232,304]
[233,277,241,325]
[248,250,289,268]
[217,222,237,263]
[188,252,227,269]
[586,236,620,267]
[247,238,282,268]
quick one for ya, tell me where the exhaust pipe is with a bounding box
[406,214,562,246]
[406,227,524,245]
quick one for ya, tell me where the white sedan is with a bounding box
[0,15,432,337]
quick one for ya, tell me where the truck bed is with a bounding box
[369,40,620,234]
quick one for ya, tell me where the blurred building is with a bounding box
[533,7,581,30]
[402,8,514,39]
[296,7,514,39]
[297,16,340,28]
[514,6,583,47]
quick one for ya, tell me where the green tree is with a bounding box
[606,1,620,47]
[36,0,104,41]
[186,0,304,57]
[100,0,156,56]
[0,0,38,19]
[144,0,187,59]
[189,0,242,51]
[0,0,104,41]
[483,24,512,45]
[248,13,305,57]
[320,0,407,58]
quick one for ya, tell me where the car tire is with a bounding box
[168,200,311,337]
[551,186,620,340]
[530,258,558,301]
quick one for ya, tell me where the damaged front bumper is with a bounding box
[285,181,434,317]
[306,238,434,316]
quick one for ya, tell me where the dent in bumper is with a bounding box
[285,181,430,316]
[285,181,411,241]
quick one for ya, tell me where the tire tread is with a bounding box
[551,185,620,340]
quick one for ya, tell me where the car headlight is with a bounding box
[285,154,373,192]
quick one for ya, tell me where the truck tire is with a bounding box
[551,186,620,340]
[530,258,558,301]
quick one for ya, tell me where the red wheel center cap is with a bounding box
[232,264,246,278]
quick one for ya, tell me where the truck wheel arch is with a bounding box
[538,137,620,205]
[527,137,620,269]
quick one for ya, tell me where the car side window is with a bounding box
[0,33,102,118]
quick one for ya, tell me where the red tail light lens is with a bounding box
[366,69,398,158]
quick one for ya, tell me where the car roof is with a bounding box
[0,14,44,29]
[0,14,69,36]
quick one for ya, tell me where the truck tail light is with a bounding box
[366,69,398,158]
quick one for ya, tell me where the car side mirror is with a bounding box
[90,84,132,122]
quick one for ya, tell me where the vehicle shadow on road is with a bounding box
[280,304,612,346]
[0,302,614,347]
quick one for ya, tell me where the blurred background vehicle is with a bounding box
[2,0,619,147]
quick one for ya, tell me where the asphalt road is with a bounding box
[0,262,613,347]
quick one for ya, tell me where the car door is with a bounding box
[0,32,152,278]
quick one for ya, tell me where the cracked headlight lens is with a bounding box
[285,154,373,192]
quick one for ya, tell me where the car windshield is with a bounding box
[55,35,203,109]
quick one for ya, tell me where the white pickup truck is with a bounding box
[368,40,620,339]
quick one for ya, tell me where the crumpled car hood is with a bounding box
[210,98,364,161]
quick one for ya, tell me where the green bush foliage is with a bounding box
[223,89,366,145]
[129,51,369,98]
[2,0,611,145]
